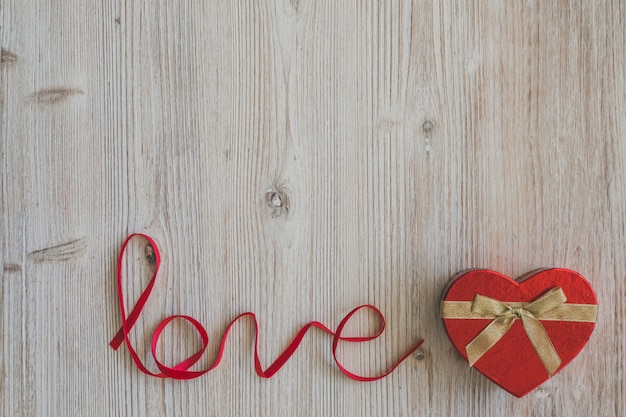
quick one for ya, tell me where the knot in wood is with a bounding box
[265,186,290,218]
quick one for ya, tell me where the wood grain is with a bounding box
[1,1,624,416]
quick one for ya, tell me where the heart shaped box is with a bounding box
[440,269,597,397]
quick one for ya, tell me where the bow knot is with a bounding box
[466,287,567,376]
[509,307,525,317]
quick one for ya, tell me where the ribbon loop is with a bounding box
[524,287,567,316]
[470,295,509,316]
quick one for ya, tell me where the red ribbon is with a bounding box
[110,233,423,381]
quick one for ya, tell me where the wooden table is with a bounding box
[1,1,624,416]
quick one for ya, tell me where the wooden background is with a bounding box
[1,1,624,416]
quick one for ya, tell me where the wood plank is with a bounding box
[1,0,624,416]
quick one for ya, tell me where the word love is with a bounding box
[110,234,423,381]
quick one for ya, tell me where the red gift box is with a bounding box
[441,269,597,397]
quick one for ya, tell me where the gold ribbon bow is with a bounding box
[441,287,597,376]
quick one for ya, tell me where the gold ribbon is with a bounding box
[441,287,597,376]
